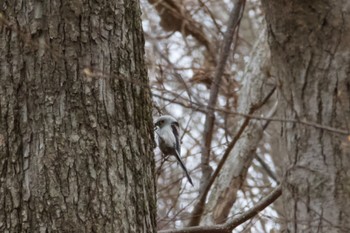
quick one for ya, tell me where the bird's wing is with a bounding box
[171,122,181,155]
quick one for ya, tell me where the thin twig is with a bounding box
[198,1,245,226]
[159,185,282,233]
[153,94,349,135]
[255,154,279,183]
[226,184,282,229]
[189,84,274,226]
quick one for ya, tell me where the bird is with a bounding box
[154,115,193,186]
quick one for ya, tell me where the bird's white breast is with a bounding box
[157,125,176,147]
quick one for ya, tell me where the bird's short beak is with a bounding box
[154,125,159,131]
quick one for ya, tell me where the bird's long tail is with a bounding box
[174,151,193,186]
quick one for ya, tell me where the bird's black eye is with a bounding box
[155,120,164,127]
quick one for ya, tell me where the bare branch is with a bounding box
[198,1,245,223]
[147,0,215,57]
[255,154,279,183]
[225,184,282,229]
[189,82,275,226]
[158,185,282,233]
[153,94,350,136]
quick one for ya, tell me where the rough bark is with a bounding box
[0,0,156,232]
[262,1,350,232]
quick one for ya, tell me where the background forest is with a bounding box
[142,0,350,232]
[0,0,349,232]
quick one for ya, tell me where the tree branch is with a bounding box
[159,185,282,233]
[153,94,350,135]
[189,84,275,226]
[197,0,245,225]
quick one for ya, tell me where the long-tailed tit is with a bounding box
[154,115,193,186]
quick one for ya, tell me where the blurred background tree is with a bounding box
[142,0,350,232]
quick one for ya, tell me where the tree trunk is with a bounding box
[0,1,156,232]
[262,1,350,232]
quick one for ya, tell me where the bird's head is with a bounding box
[154,115,178,130]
